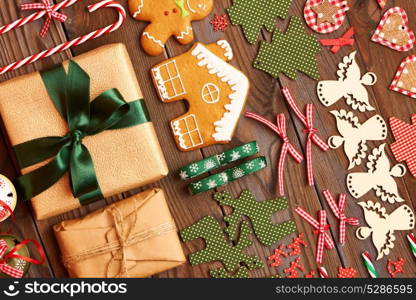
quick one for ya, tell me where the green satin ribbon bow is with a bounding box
[13,61,150,205]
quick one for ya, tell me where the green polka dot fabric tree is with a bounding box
[180,216,264,272]
[227,0,293,44]
[210,266,250,278]
[214,190,297,246]
[254,16,321,80]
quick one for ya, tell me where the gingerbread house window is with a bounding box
[157,60,186,99]
[176,114,203,149]
[201,83,220,104]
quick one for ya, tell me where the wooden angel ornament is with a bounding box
[329,110,387,169]
[356,201,415,260]
[317,51,377,112]
[347,144,406,203]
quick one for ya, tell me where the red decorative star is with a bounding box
[387,258,405,278]
[284,257,304,278]
[287,233,307,256]
[268,244,288,267]
[337,267,357,278]
[210,14,230,32]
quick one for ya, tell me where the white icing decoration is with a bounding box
[217,40,233,60]
[201,83,220,103]
[172,114,203,149]
[152,60,186,101]
[177,26,193,40]
[143,32,164,48]
[186,0,197,13]
[0,175,17,221]
[191,43,249,142]
[133,0,144,18]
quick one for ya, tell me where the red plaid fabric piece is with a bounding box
[282,88,329,186]
[389,115,416,177]
[371,7,415,52]
[390,55,416,98]
[322,190,359,245]
[0,240,24,278]
[304,0,349,34]
[21,0,67,38]
[246,112,303,195]
[295,207,334,264]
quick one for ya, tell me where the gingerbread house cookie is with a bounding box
[151,40,250,151]
[371,7,415,52]
[390,54,416,98]
[129,0,214,56]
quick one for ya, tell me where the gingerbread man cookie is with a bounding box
[129,0,214,56]
[151,40,250,151]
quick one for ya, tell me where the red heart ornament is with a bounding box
[390,54,416,98]
[371,7,415,52]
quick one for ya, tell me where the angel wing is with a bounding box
[359,115,388,141]
[366,144,390,174]
[331,110,360,138]
[337,51,361,82]
[358,201,388,227]
[345,86,375,112]
[374,176,405,203]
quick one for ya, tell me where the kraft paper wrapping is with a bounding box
[53,189,186,278]
[0,44,169,220]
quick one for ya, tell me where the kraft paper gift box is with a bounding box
[0,44,168,220]
[53,188,186,278]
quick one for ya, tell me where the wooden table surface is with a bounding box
[0,0,415,278]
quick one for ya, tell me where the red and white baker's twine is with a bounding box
[21,0,68,37]
[282,88,329,186]
[322,190,358,245]
[245,112,303,195]
[295,208,334,264]
[0,0,126,75]
[0,240,23,278]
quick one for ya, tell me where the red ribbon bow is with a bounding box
[245,112,303,195]
[322,190,359,245]
[0,239,45,278]
[295,208,334,264]
[282,88,329,186]
[0,200,15,234]
[320,27,355,53]
[21,0,67,38]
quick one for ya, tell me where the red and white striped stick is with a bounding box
[318,266,329,278]
[0,0,126,75]
[0,0,82,35]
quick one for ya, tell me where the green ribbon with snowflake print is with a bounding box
[189,156,267,195]
[178,141,259,180]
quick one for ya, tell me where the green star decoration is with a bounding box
[214,190,297,246]
[254,16,321,80]
[227,0,293,44]
[180,216,264,272]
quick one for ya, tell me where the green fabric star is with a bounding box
[214,190,297,246]
[254,16,321,80]
[227,0,293,44]
[210,266,250,278]
[180,216,264,272]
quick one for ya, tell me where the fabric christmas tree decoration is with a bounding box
[227,0,293,44]
[254,17,321,80]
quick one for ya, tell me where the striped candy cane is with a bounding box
[362,251,379,278]
[0,0,126,75]
[318,266,329,278]
[407,233,416,259]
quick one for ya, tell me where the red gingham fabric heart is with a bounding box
[390,55,416,98]
[371,7,415,52]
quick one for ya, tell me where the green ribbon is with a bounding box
[13,61,150,205]
[175,0,189,17]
